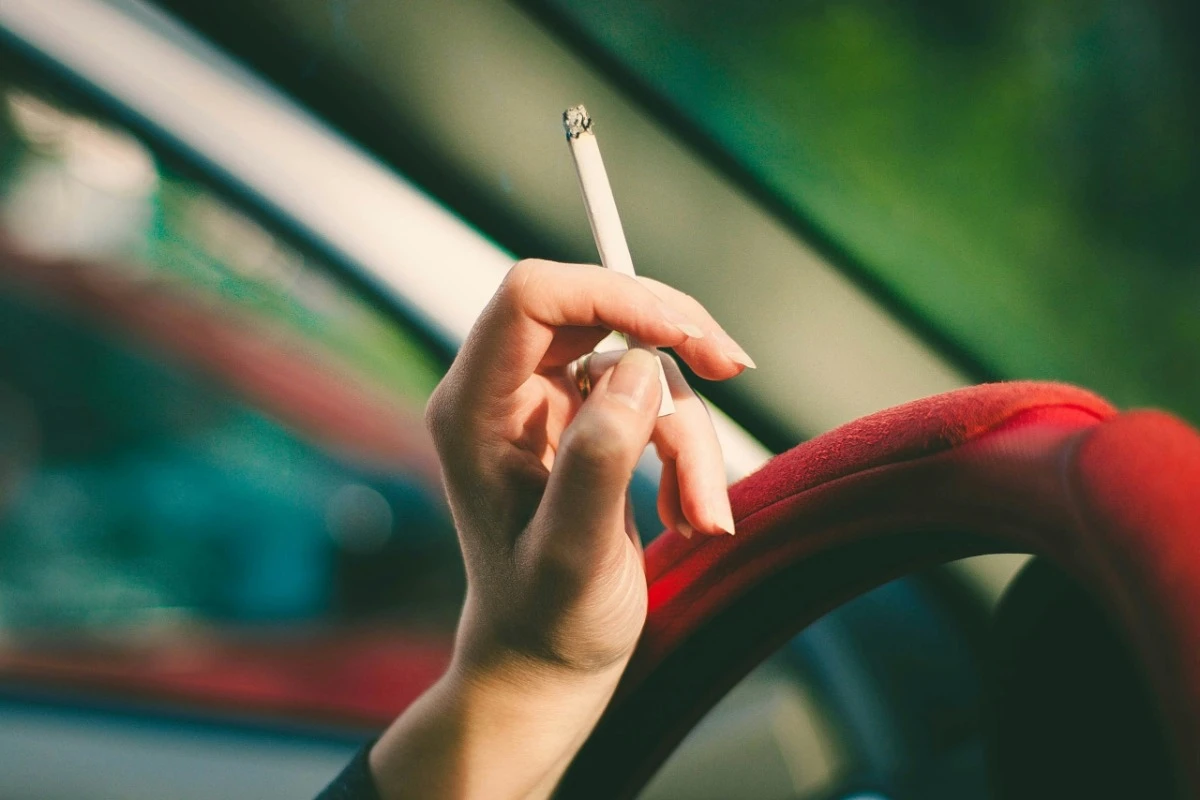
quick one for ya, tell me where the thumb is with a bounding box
[534,348,662,549]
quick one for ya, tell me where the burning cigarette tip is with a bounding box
[563,105,592,139]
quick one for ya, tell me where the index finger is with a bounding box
[453,259,705,405]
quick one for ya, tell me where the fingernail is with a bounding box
[725,349,756,369]
[659,305,705,339]
[711,500,737,536]
[677,521,694,539]
[607,348,660,411]
[716,331,756,369]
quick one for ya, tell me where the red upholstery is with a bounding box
[559,381,1200,798]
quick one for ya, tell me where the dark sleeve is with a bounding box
[315,741,383,800]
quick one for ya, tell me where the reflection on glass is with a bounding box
[0,75,459,723]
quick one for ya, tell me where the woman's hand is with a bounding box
[369,260,752,799]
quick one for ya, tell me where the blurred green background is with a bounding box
[542,0,1200,418]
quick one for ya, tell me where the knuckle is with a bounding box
[423,379,456,447]
[423,389,444,441]
[502,259,548,305]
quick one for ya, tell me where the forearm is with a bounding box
[367,658,622,800]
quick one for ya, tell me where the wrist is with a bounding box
[452,622,631,698]
[369,651,624,800]
[452,586,643,682]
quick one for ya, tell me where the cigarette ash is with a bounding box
[562,105,593,139]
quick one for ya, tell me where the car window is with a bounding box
[0,72,462,724]
[0,13,1014,800]
[538,0,1200,423]
[153,0,971,445]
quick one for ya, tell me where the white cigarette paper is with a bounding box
[563,105,675,416]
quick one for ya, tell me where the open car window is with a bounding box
[0,72,462,725]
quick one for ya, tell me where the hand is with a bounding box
[369,260,751,799]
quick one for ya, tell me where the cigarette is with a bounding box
[563,104,675,416]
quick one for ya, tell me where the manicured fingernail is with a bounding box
[725,349,756,369]
[711,500,736,536]
[716,331,755,368]
[677,521,694,539]
[659,305,705,339]
[607,348,660,411]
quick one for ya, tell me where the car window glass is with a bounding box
[0,74,461,724]
[541,0,1200,422]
